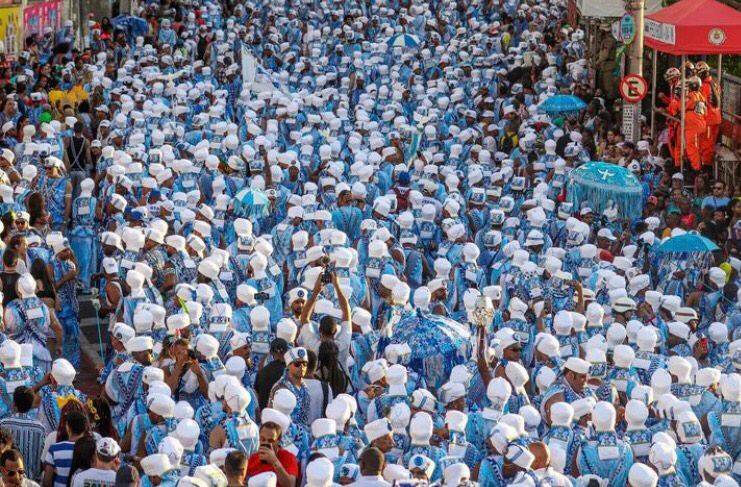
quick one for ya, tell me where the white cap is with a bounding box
[140,453,172,477]
[248,473,277,487]
[563,357,590,375]
[306,458,334,487]
[364,418,393,443]
[628,463,658,487]
[51,359,76,385]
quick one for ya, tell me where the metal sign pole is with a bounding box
[628,0,645,139]
[716,53,723,180]
[650,47,657,140]
[680,54,686,174]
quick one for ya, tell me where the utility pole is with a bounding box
[621,0,645,142]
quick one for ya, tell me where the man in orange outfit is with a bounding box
[683,76,708,171]
[659,68,682,167]
[696,61,722,167]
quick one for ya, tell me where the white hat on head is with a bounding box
[172,419,200,450]
[147,393,175,418]
[364,418,393,443]
[158,436,184,468]
[651,369,673,397]
[260,407,290,435]
[143,366,164,385]
[505,362,529,392]
[572,397,597,419]
[708,322,729,344]
[194,464,228,487]
[248,473,277,487]
[488,423,518,455]
[438,381,466,405]
[628,463,658,487]
[140,454,172,477]
[695,367,721,388]
[16,273,36,298]
[592,401,616,432]
[0,341,21,369]
[563,357,590,375]
[408,454,435,479]
[443,464,470,487]
[708,267,727,288]
[667,356,692,383]
[613,344,635,369]
[505,444,534,470]
[649,441,677,473]
[284,347,308,364]
[485,377,512,417]
[408,410,432,444]
[550,402,574,427]
[224,384,252,414]
[126,335,154,353]
[51,359,76,385]
[625,399,649,430]
[306,458,334,487]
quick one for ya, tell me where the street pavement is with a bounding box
[76,297,106,395]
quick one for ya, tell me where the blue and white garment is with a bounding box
[624,427,652,461]
[52,258,81,368]
[223,412,259,455]
[576,432,633,486]
[38,385,87,433]
[543,424,580,476]
[4,297,53,372]
[105,361,146,428]
[402,444,447,481]
[68,194,97,292]
[271,377,310,427]
[478,455,507,487]
[0,367,32,418]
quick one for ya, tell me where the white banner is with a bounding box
[645,19,676,45]
[241,44,257,85]
[576,0,662,18]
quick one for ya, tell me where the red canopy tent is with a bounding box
[644,0,741,55]
[646,0,741,173]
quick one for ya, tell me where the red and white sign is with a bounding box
[619,74,649,103]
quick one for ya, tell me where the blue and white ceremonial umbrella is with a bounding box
[568,161,643,220]
[234,188,270,218]
[387,33,421,49]
[384,310,472,389]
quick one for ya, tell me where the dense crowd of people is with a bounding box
[0,0,736,486]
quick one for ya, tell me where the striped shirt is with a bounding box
[0,413,46,480]
[45,440,75,487]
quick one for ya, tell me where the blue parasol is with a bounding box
[233,188,270,217]
[387,310,471,389]
[568,161,644,220]
[658,232,719,254]
[387,33,421,49]
[111,15,148,45]
[539,94,587,115]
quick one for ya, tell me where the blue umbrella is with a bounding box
[387,33,421,49]
[658,232,719,254]
[540,94,587,115]
[112,15,148,45]
[568,161,643,219]
[234,188,270,217]
[385,310,471,389]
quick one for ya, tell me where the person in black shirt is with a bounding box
[63,122,91,200]
[254,338,288,411]
[0,249,19,306]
